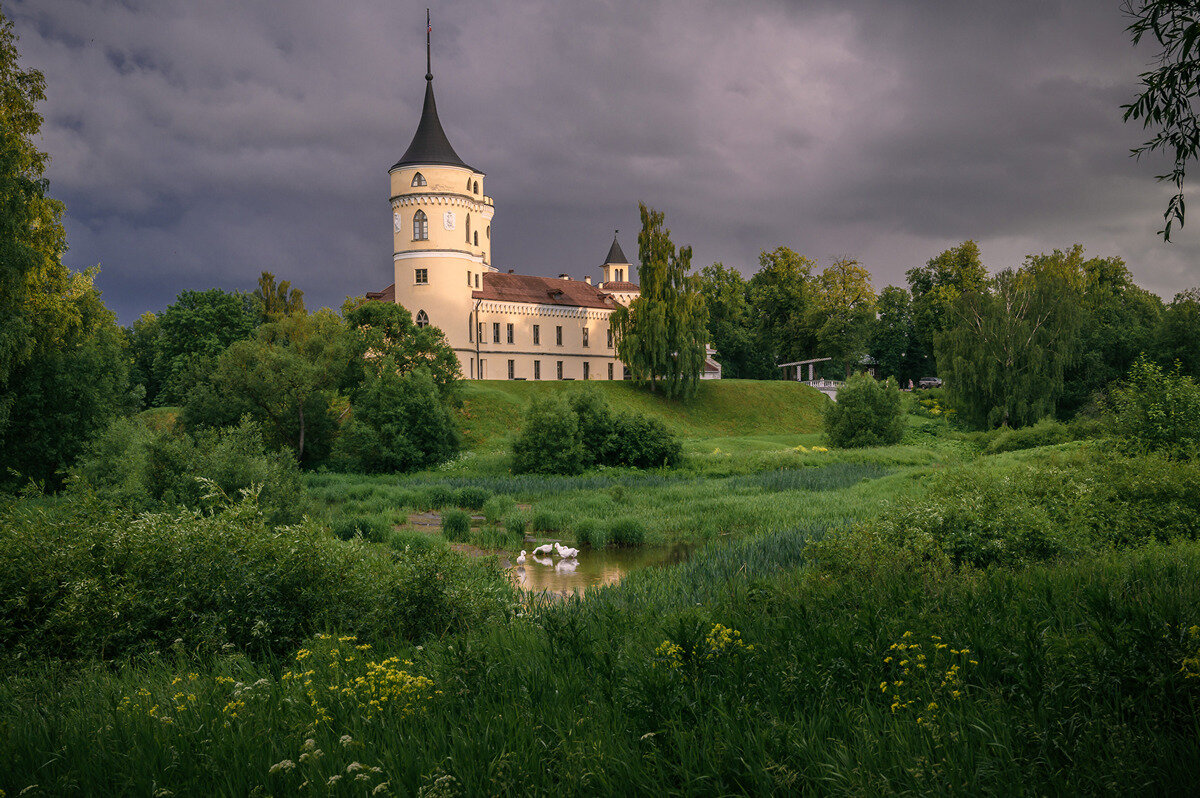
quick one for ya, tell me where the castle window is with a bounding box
[608,362,614,380]
[533,324,540,345]
[616,268,624,282]
[415,310,429,328]
[475,273,480,288]
[607,329,613,348]
[413,209,428,240]
[477,321,483,341]
[415,268,428,284]
[506,323,514,344]
[487,225,490,239]
[508,359,515,379]
[534,360,541,380]
[493,322,500,343]
[556,326,563,346]
[474,231,479,246]
[466,214,471,243]
[470,357,475,378]
[557,360,564,380]
[467,178,472,191]
[468,315,473,342]
[473,181,479,194]
[467,270,472,286]
[582,327,589,348]
[583,362,590,380]
[411,172,426,187]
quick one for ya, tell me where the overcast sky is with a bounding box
[11,0,1199,323]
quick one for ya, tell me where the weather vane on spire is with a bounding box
[426,8,432,81]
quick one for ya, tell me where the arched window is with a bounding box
[415,310,429,328]
[465,214,471,243]
[413,209,428,240]
[474,231,479,246]
[411,172,426,187]
[486,225,490,239]
[473,181,479,194]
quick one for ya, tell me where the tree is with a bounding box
[342,296,461,398]
[823,373,905,448]
[906,241,987,380]
[748,247,818,377]
[870,286,915,384]
[1154,286,1200,376]
[184,310,351,466]
[152,289,258,406]
[697,262,755,378]
[811,258,876,378]
[611,204,708,399]
[252,271,306,323]
[937,248,1084,429]
[1122,0,1200,239]
[126,312,161,408]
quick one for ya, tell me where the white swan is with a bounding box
[532,543,554,557]
[516,550,526,565]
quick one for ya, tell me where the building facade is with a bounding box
[367,41,639,381]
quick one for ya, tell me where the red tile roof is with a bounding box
[600,280,640,292]
[473,272,619,309]
[365,283,395,302]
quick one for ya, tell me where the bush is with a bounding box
[482,494,516,525]
[1112,358,1200,460]
[0,497,512,659]
[504,511,529,539]
[441,509,472,542]
[512,394,583,475]
[454,486,492,511]
[328,515,392,544]
[824,374,905,448]
[608,517,647,547]
[330,366,460,473]
[569,388,614,468]
[574,518,608,548]
[983,417,1072,454]
[71,417,306,526]
[531,507,568,533]
[605,412,682,468]
[427,484,456,509]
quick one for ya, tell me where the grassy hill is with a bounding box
[455,379,828,448]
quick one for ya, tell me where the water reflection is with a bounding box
[509,543,693,596]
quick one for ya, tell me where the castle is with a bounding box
[367,24,644,382]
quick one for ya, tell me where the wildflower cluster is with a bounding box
[653,640,684,669]
[879,632,977,726]
[791,445,829,453]
[282,634,438,725]
[915,397,954,419]
[1179,624,1200,680]
[704,623,753,659]
[653,624,751,672]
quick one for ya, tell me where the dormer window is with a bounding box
[411,172,426,187]
[415,310,429,328]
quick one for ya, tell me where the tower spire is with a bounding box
[426,8,432,81]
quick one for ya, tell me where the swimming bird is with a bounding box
[516,550,526,565]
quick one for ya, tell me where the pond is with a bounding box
[505,543,694,596]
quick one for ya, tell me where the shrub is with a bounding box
[427,484,456,509]
[504,511,529,539]
[531,507,568,533]
[983,417,1072,454]
[1111,358,1200,460]
[608,517,647,547]
[330,366,460,473]
[569,388,614,468]
[454,486,492,510]
[574,518,608,548]
[442,508,472,542]
[71,417,306,526]
[0,497,512,659]
[329,515,391,544]
[824,374,905,448]
[512,394,583,475]
[482,494,516,525]
[605,412,682,468]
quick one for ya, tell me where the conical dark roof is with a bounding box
[391,78,475,172]
[603,234,629,265]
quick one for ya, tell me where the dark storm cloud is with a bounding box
[10,0,1199,323]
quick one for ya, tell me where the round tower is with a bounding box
[389,14,492,355]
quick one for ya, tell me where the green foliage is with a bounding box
[811,258,876,377]
[0,496,512,659]
[342,297,461,399]
[71,416,306,526]
[981,417,1072,455]
[697,262,756,378]
[531,507,567,533]
[608,517,647,546]
[330,365,459,474]
[512,394,583,475]
[824,374,905,448]
[1154,287,1200,377]
[441,509,472,542]
[184,310,350,466]
[938,246,1085,429]
[748,246,819,377]
[504,510,529,539]
[905,241,987,380]
[328,515,391,544]
[573,517,608,548]
[606,412,682,468]
[1123,0,1200,238]
[425,484,455,509]
[869,285,915,383]
[1112,357,1200,460]
[568,387,614,468]
[151,289,258,406]
[453,486,492,510]
[611,203,708,399]
[482,494,515,525]
[251,271,305,323]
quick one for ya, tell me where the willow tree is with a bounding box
[937,248,1084,429]
[611,204,707,399]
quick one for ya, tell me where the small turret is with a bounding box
[599,230,633,286]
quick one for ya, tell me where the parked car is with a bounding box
[918,376,943,389]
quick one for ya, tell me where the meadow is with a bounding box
[2,383,1199,795]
